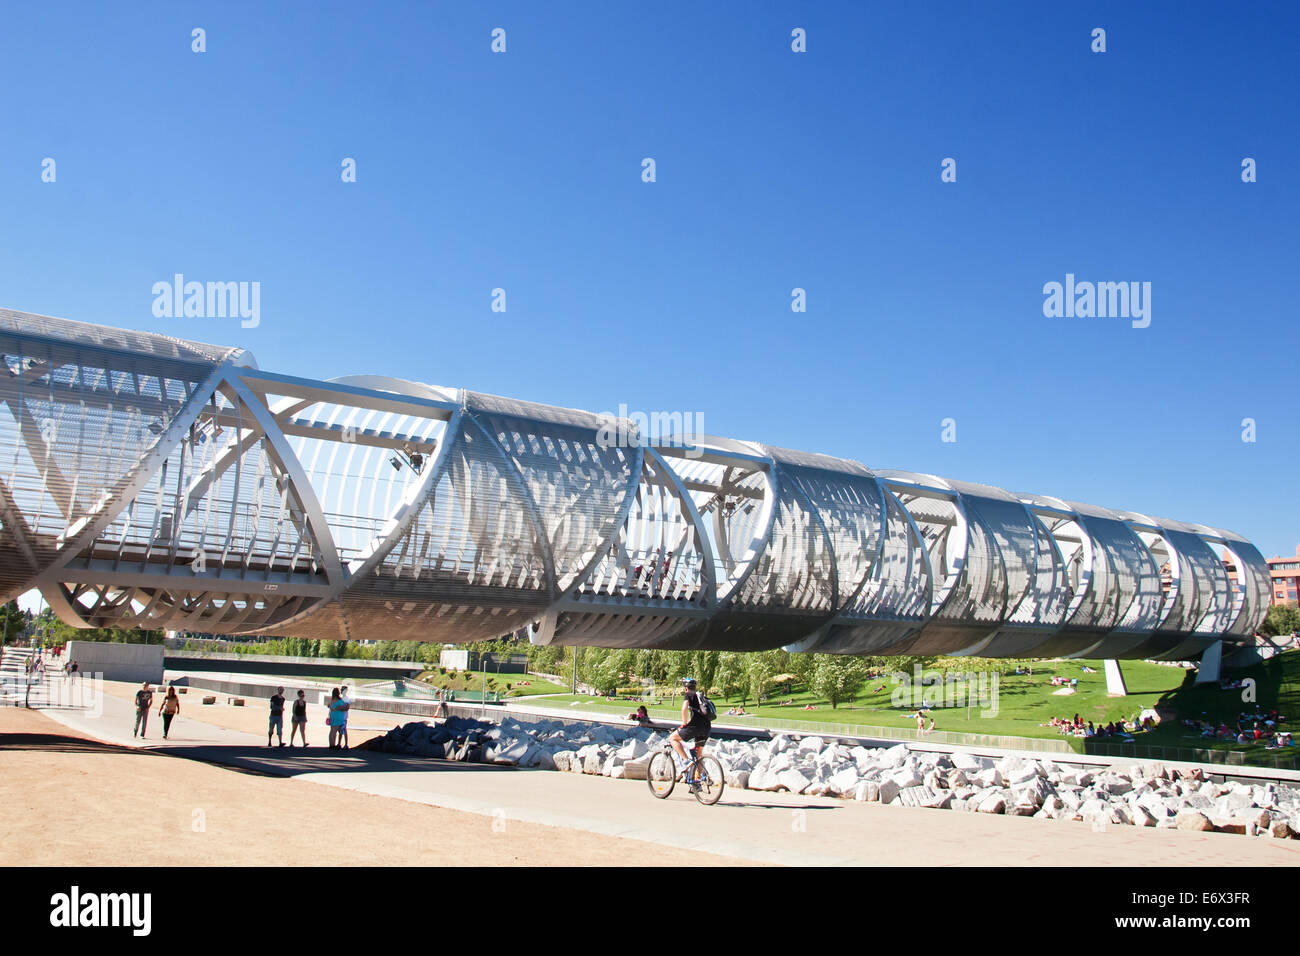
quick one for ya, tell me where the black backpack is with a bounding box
[697,690,717,721]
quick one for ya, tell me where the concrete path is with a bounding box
[28,685,1300,867]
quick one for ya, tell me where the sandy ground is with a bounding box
[0,706,755,867]
[9,675,1300,867]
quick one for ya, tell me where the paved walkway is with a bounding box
[28,685,1300,867]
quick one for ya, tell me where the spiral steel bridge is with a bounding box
[0,309,1270,659]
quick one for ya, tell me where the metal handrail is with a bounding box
[1085,740,1299,771]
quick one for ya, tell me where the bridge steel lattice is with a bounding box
[0,310,1271,659]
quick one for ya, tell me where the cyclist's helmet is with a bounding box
[682,677,697,689]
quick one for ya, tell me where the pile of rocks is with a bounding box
[362,717,1300,839]
[363,716,499,761]
[733,736,1299,839]
[365,716,666,776]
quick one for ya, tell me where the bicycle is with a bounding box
[646,746,725,805]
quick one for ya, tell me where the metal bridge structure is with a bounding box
[0,309,1271,660]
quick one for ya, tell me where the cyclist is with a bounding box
[668,677,711,791]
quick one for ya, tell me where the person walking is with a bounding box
[268,686,287,747]
[158,686,180,739]
[133,682,154,738]
[289,689,309,746]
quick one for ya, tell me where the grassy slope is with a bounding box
[412,671,571,698]
[532,653,1300,765]
[1131,650,1300,762]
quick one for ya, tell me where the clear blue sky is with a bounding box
[1,1,1295,559]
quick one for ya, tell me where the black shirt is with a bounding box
[270,693,285,716]
[684,690,708,724]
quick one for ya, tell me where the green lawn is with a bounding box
[1130,651,1300,763]
[412,670,571,698]
[528,653,1300,767]
[501,676,572,697]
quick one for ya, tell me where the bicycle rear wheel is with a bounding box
[647,750,677,799]
[693,755,725,805]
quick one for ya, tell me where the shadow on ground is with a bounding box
[0,732,145,756]
[0,729,518,780]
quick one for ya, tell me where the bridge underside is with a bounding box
[0,309,1271,659]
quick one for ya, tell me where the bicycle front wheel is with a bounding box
[647,750,677,799]
[693,755,725,805]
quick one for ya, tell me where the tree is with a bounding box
[527,642,565,675]
[716,652,749,705]
[693,650,720,693]
[811,654,866,709]
[0,601,31,644]
[1260,605,1300,639]
[747,650,783,705]
[578,647,623,695]
[663,650,693,686]
[636,649,669,685]
[787,651,816,690]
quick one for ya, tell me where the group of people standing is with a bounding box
[128,681,353,749]
[269,685,351,748]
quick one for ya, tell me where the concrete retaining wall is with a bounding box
[67,641,163,683]
[164,652,423,680]
[438,648,528,673]
[177,675,471,719]
[173,675,320,707]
